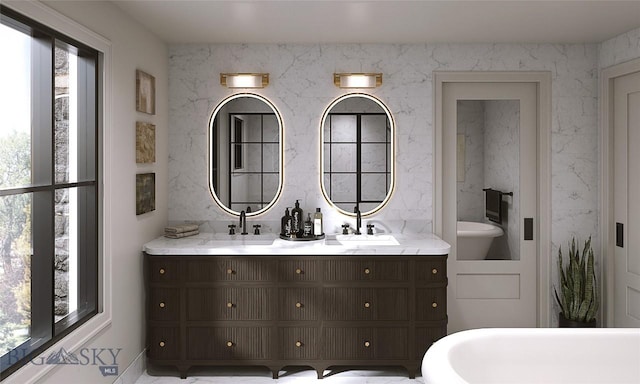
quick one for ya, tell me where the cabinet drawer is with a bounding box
[324,288,408,321]
[187,287,273,321]
[185,259,274,282]
[148,327,180,360]
[186,327,270,360]
[323,259,408,281]
[416,258,447,284]
[279,260,319,282]
[416,288,447,320]
[149,288,180,321]
[279,288,320,321]
[278,327,319,360]
[415,326,447,360]
[323,327,408,360]
[148,259,180,283]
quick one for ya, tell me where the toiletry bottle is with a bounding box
[292,200,303,236]
[303,213,313,237]
[313,208,324,236]
[281,207,292,236]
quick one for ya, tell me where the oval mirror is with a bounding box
[208,93,283,216]
[320,93,395,216]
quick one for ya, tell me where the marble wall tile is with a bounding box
[599,27,640,70]
[484,100,520,261]
[169,43,603,320]
[456,101,484,223]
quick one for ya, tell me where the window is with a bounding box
[0,8,99,378]
[323,112,391,212]
[232,117,244,170]
[228,113,279,212]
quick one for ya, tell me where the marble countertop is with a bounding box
[143,232,450,255]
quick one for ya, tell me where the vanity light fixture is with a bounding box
[333,73,382,88]
[220,73,269,88]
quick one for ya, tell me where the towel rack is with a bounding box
[482,188,513,197]
[483,188,512,224]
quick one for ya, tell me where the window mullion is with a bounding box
[29,32,55,345]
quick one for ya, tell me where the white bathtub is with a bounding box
[457,221,504,260]
[422,328,640,384]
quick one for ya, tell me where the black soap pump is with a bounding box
[281,207,292,236]
[292,200,303,236]
[303,213,313,237]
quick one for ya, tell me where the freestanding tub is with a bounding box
[422,328,640,384]
[457,221,504,260]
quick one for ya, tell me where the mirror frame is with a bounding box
[320,93,396,217]
[207,93,284,217]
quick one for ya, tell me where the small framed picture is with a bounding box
[136,173,155,215]
[136,122,156,163]
[136,69,155,115]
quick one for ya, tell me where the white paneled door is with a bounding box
[442,81,538,333]
[614,70,640,327]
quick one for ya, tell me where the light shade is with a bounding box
[220,73,269,88]
[334,73,382,88]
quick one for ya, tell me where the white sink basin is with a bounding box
[331,234,400,246]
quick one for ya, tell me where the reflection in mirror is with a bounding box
[208,93,283,216]
[321,94,394,216]
[456,100,520,260]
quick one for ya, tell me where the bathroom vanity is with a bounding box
[143,234,449,379]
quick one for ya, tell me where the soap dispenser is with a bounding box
[292,200,303,236]
[303,213,313,237]
[281,207,292,236]
[313,208,324,236]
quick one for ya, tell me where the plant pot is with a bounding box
[559,312,596,328]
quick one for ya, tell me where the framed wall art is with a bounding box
[136,173,156,215]
[136,122,156,163]
[136,69,156,115]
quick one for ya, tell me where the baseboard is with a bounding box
[112,349,146,384]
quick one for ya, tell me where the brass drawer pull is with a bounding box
[364,302,371,308]
[226,268,234,275]
[227,302,234,308]
[159,302,165,308]
[432,268,438,274]
[295,302,303,308]
[364,268,371,275]
[159,341,165,347]
[226,341,234,347]
[295,268,303,274]
[432,302,438,308]
[364,341,371,348]
[295,341,302,347]
[159,268,165,275]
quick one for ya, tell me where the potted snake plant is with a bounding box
[554,236,599,327]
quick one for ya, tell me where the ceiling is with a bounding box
[111,0,640,45]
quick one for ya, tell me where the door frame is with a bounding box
[600,57,640,327]
[433,71,552,327]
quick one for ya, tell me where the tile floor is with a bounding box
[135,366,425,384]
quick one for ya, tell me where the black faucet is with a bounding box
[367,224,375,235]
[239,210,248,235]
[354,205,362,235]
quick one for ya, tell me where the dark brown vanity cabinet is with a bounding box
[145,254,447,379]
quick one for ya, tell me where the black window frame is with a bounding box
[324,112,391,209]
[228,113,278,212]
[0,7,100,379]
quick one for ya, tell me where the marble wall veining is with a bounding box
[169,43,599,255]
[484,100,520,261]
[456,100,485,223]
[599,26,640,70]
